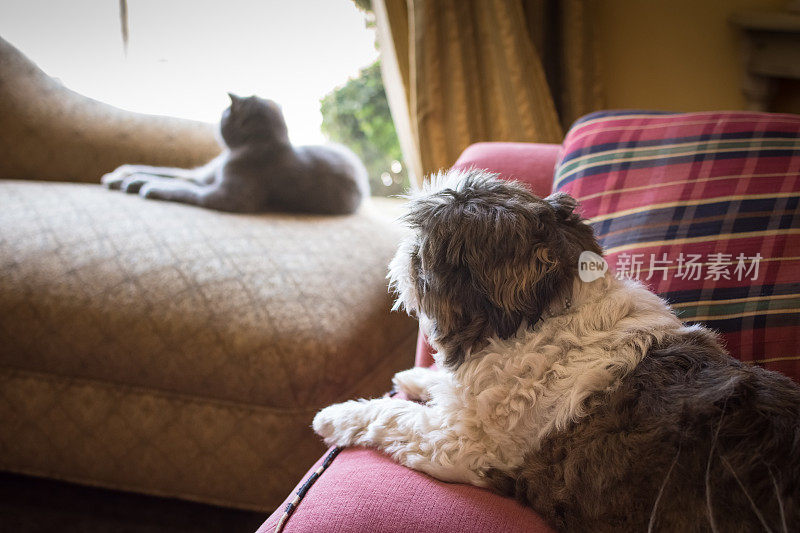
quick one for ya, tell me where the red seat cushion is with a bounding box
[556,110,800,381]
[257,447,553,533]
[452,142,560,197]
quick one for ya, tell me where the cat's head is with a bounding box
[219,93,290,148]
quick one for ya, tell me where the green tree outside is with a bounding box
[320,60,409,197]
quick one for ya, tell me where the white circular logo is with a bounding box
[578,251,608,282]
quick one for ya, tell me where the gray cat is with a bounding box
[102,94,369,214]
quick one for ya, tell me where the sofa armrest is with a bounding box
[0,37,220,183]
[452,142,561,197]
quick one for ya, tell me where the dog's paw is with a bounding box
[101,165,137,190]
[392,367,435,402]
[312,401,366,447]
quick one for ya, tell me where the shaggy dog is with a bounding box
[313,169,800,532]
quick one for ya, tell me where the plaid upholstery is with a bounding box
[556,111,800,381]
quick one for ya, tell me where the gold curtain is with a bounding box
[374,0,604,183]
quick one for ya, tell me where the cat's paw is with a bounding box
[312,401,366,447]
[392,367,435,402]
[101,165,137,190]
[139,182,170,201]
[120,174,153,194]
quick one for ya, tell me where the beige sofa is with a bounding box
[0,37,417,511]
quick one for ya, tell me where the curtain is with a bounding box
[374,0,604,184]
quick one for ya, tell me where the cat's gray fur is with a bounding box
[102,94,369,214]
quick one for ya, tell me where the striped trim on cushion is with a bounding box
[555,111,800,382]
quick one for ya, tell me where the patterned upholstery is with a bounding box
[0,181,418,510]
[556,111,800,381]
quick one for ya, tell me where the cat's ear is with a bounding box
[227,92,243,106]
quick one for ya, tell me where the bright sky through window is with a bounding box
[0,0,378,145]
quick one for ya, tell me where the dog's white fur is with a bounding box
[313,273,687,486]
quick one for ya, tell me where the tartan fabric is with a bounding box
[555,111,800,382]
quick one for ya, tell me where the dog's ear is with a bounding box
[545,191,603,260]
[403,171,573,368]
[545,192,578,221]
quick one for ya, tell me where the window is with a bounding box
[0,0,408,196]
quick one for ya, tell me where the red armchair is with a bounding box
[258,110,800,532]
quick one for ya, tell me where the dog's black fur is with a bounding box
[488,326,800,532]
[402,170,600,368]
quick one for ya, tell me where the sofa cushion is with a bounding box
[257,447,554,533]
[555,111,800,381]
[0,180,418,509]
[453,142,561,197]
